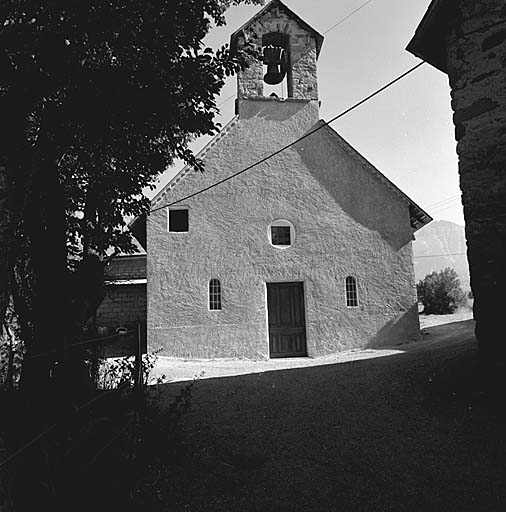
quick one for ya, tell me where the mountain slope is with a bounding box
[413,220,470,290]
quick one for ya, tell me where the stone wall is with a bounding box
[236,6,319,100]
[96,284,146,330]
[148,97,419,359]
[445,0,506,361]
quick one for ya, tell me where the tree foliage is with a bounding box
[1,0,261,258]
[0,0,262,350]
[417,267,467,315]
[0,1,263,509]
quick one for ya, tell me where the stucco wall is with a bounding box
[148,98,419,359]
[444,1,506,358]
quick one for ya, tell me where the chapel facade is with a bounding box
[145,0,432,359]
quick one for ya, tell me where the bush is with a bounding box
[417,267,467,315]
[0,303,24,391]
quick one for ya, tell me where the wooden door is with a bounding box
[267,282,307,358]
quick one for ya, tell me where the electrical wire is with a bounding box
[23,331,128,362]
[217,93,235,107]
[0,381,131,471]
[151,61,425,213]
[86,416,135,468]
[216,0,377,109]
[426,194,461,210]
[323,0,375,35]
[429,198,463,214]
[414,252,466,259]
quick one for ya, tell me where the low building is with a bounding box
[95,254,147,356]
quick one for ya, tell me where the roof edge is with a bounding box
[129,115,241,250]
[108,253,146,259]
[405,0,453,73]
[128,214,147,251]
[150,115,240,209]
[230,0,324,58]
[319,121,433,231]
[105,278,147,286]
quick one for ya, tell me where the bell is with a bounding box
[264,62,283,85]
[263,45,287,85]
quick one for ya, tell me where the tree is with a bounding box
[0,0,262,389]
[1,2,263,509]
[417,267,467,315]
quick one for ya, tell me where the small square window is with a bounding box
[271,225,291,246]
[169,208,188,232]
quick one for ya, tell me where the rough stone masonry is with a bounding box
[445,1,506,367]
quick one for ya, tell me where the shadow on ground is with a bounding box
[154,320,506,511]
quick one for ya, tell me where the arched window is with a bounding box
[345,276,359,307]
[209,279,222,311]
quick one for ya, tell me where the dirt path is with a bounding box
[152,310,475,384]
[155,319,506,511]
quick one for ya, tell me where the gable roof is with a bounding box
[230,0,324,58]
[406,0,455,73]
[319,121,432,231]
[129,116,241,250]
[150,115,240,210]
[128,214,147,251]
[147,115,431,233]
[105,254,146,284]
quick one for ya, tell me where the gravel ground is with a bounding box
[152,346,408,384]
[419,308,473,329]
[153,317,506,511]
[152,310,475,384]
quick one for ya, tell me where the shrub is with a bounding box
[417,267,467,315]
[0,303,24,391]
[95,352,159,390]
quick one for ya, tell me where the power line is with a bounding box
[217,93,235,107]
[0,381,131,471]
[431,204,462,215]
[323,0,375,35]
[23,331,127,362]
[86,416,134,468]
[430,202,461,214]
[151,61,425,213]
[430,197,460,211]
[426,194,461,210]
[414,252,466,259]
[216,0,376,109]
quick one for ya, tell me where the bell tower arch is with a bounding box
[230,0,324,103]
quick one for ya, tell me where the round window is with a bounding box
[268,219,295,249]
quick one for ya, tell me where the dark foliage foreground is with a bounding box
[0,376,196,512]
[0,2,261,508]
[0,5,262,483]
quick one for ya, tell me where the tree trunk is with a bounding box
[19,142,68,410]
[0,166,14,327]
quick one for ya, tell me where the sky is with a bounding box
[150,0,464,226]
